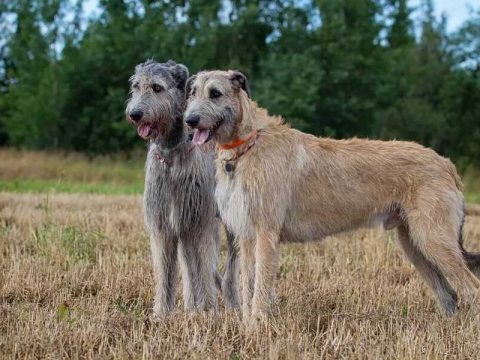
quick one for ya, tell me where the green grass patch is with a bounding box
[33,222,105,265]
[466,192,480,204]
[1,149,479,200]
[1,178,479,201]
[0,179,142,195]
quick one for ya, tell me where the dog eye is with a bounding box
[209,88,222,99]
[152,84,164,93]
[132,83,140,90]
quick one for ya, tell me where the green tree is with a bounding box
[387,0,414,48]
[375,0,451,153]
[2,0,64,148]
[255,1,320,131]
[312,0,383,138]
[0,0,479,165]
[443,9,480,166]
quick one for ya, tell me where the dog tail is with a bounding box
[459,204,480,278]
[466,203,480,217]
[463,251,480,278]
[214,271,222,291]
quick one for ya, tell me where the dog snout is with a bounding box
[185,114,200,128]
[129,110,144,122]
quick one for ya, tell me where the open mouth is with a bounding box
[137,123,152,138]
[137,122,162,139]
[191,120,223,146]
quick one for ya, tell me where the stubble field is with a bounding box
[1,150,480,359]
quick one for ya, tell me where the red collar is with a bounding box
[218,130,258,150]
[217,130,259,164]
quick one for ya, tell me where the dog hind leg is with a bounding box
[397,224,458,314]
[406,200,480,311]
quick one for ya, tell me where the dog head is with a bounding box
[184,70,250,145]
[126,60,188,140]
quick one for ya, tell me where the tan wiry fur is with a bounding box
[184,70,480,324]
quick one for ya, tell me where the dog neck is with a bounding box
[219,91,282,151]
[216,94,284,169]
[233,91,281,138]
[153,142,194,166]
[217,130,259,165]
[154,114,187,150]
[151,114,193,166]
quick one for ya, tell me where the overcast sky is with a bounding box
[410,0,474,32]
[83,0,475,33]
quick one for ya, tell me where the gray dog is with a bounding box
[125,60,239,318]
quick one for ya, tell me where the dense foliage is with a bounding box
[0,0,479,165]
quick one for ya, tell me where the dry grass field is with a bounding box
[1,150,480,359]
[1,194,480,359]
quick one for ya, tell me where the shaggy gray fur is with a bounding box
[126,60,239,317]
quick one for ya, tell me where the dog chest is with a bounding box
[215,175,255,239]
[144,157,213,236]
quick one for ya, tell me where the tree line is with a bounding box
[0,0,479,167]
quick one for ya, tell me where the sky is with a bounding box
[410,0,475,32]
[83,0,476,33]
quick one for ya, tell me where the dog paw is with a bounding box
[244,309,270,329]
[152,305,171,324]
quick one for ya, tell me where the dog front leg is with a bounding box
[240,236,255,322]
[178,228,219,312]
[150,232,178,319]
[222,229,241,309]
[251,229,279,322]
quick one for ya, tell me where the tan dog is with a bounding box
[184,70,480,323]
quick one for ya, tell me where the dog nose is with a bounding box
[129,110,143,122]
[185,114,200,128]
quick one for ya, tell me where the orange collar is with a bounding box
[218,130,258,150]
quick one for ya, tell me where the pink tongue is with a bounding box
[138,124,151,138]
[192,129,210,145]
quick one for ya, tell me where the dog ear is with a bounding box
[169,62,189,91]
[185,75,197,99]
[229,71,250,97]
